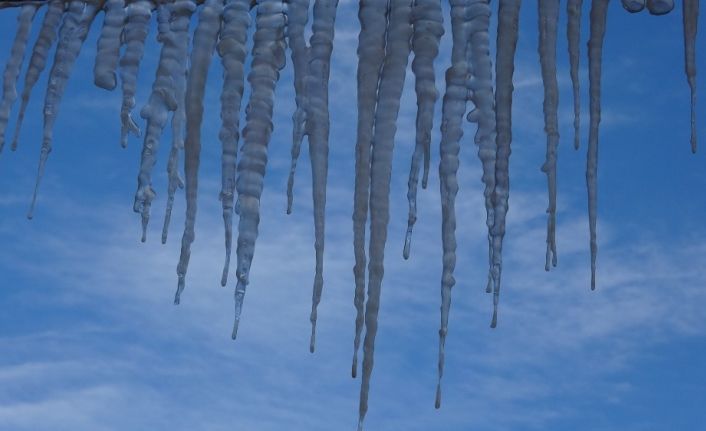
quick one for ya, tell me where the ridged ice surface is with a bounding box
[94,0,126,90]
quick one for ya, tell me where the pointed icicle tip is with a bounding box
[434,384,441,409]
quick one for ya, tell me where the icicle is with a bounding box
[538,0,559,271]
[28,0,103,219]
[231,0,286,338]
[587,0,609,291]
[174,0,224,304]
[94,0,126,90]
[683,0,698,153]
[119,0,155,148]
[403,0,443,259]
[10,0,63,152]
[161,0,196,244]
[358,0,413,427]
[351,0,388,379]
[0,3,38,152]
[133,3,177,243]
[646,0,674,15]
[305,0,338,353]
[218,0,251,286]
[621,0,645,12]
[567,0,582,149]
[284,0,310,213]
[489,0,521,326]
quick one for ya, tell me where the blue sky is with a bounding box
[1,2,705,430]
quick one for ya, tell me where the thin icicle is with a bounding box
[28,0,103,219]
[538,0,559,271]
[0,3,38,152]
[683,0,698,153]
[621,0,645,12]
[646,0,674,15]
[174,0,224,304]
[403,0,443,259]
[489,0,521,326]
[119,0,155,148]
[587,0,608,291]
[133,3,177,243]
[218,0,251,286]
[94,0,126,90]
[284,0,310,213]
[11,0,64,152]
[567,0,582,149]
[358,0,413,427]
[161,0,196,244]
[306,0,338,353]
[231,0,286,338]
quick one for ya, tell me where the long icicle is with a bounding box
[218,0,251,286]
[174,0,224,304]
[358,0,413,428]
[435,0,471,409]
[489,0,521,326]
[11,0,64,152]
[284,0,310,213]
[587,0,609,291]
[403,0,443,259]
[683,0,698,153]
[119,0,155,148]
[567,0,582,149]
[28,0,103,219]
[161,0,196,244]
[0,3,38,152]
[306,0,338,353]
[133,3,177,243]
[351,0,388,379]
[231,0,287,338]
[94,0,126,90]
[538,0,559,271]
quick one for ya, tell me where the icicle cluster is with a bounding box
[0,1,694,427]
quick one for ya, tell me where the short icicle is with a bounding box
[351,0,388,379]
[174,0,224,304]
[403,0,443,259]
[94,0,126,90]
[11,0,64,152]
[231,0,286,338]
[567,0,582,149]
[538,0,559,271]
[489,0,521,326]
[119,0,155,148]
[28,0,103,219]
[218,0,252,286]
[358,0,413,427]
[621,0,645,12]
[646,0,674,15]
[683,0,698,153]
[587,0,609,291]
[0,3,38,152]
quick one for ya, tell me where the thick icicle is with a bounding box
[306,0,338,353]
[358,0,413,427]
[587,0,608,291]
[0,3,38,152]
[174,0,224,304]
[28,0,103,219]
[133,3,177,242]
[538,0,559,271]
[403,0,443,259]
[489,0,521,326]
[94,0,126,90]
[567,0,582,149]
[284,0,310,213]
[10,0,64,152]
[231,0,286,338]
[218,0,251,286]
[683,0,698,153]
[621,0,645,12]
[646,0,674,15]
[161,0,196,244]
[119,0,154,148]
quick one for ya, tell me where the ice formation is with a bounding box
[0,0,694,427]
